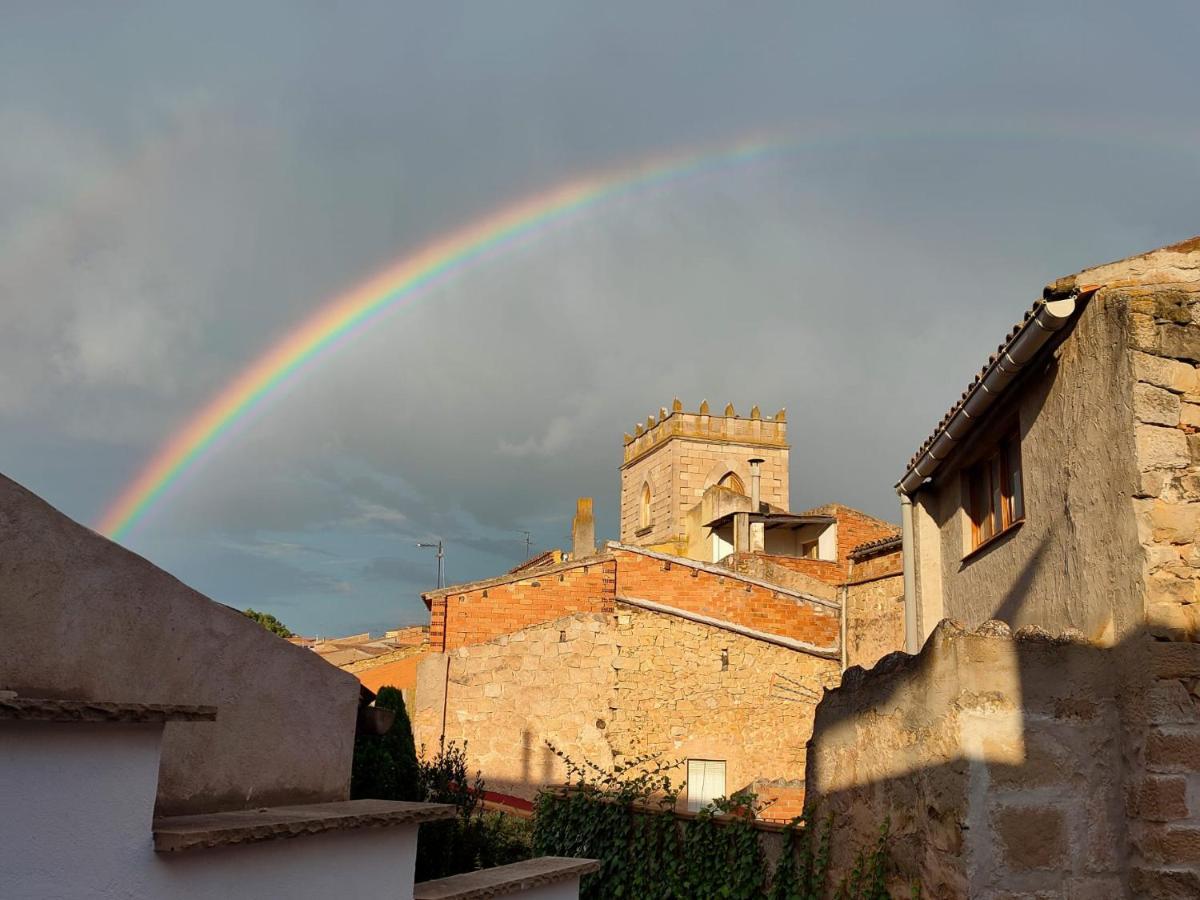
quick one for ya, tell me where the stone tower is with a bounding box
[619,399,789,550]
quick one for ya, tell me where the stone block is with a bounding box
[1138,426,1190,471]
[1149,500,1200,544]
[1136,383,1182,426]
[1160,323,1200,362]
[993,805,1067,871]
[1130,314,1161,352]
[1133,350,1200,394]
[1183,403,1200,429]
[1152,641,1200,679]
[1130,867,1200,900]
[1135,824,1200,864]
[1128,775,1190,821]
[1146,728,1200,772]
[1147,600,1200,641]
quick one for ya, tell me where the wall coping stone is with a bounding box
[617,596,840,659]
[0,696,217,723]
[423,553,614,601]
[153,799,456,852]
[413,856,600,900]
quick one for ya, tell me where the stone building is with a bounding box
[807,237,1200,897]
[413,402,905,817]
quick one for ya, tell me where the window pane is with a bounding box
[687,759,726,812]
[1007,439,1024,521]
[990,454,1004,535]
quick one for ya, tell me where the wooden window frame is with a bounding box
[963,427,1024,556]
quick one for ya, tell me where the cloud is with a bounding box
[3,3,1199,636]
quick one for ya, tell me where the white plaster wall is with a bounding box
[0,722,419,900]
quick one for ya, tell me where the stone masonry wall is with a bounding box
[1060,239,1200,895]
[430,605,839,806]
[619,404,789,546]
[428,559,616,652]
[807,620,1130,898]
[843,572,904,671]
[610,546,840,650]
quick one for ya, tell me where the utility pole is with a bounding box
[520,530,533,560]
[416,540,444,589]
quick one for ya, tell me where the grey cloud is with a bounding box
[2,3,1198,635]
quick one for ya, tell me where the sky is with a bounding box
[2,2,1198,636]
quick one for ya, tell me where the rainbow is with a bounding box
[96,135,786,539]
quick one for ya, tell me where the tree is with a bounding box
[351,686,421,802]
[242,608,294,638]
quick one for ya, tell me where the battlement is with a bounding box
[621,398,788,469]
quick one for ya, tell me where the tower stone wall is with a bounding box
[618,399,789,548]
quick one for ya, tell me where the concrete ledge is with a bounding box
[153,799,456,852]
[0,697,217,723]
[413,857,600,899]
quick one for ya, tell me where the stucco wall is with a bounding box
[911,294,1144,643]
[0,720,421,900]
[806,621,1131,898]
[418,605,839,805]
[0,474,360,815]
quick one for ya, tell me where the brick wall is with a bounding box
[610,547,839,650]
[847,545,902,583]
[428,559,616,651]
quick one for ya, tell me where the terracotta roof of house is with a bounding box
[904,297,1052,474]
[848,534,902,560]
[507,549,562,575]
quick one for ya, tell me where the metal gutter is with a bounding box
[897,295,1078,495]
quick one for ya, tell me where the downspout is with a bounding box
[900,491,919,654]
[839,582,848,670]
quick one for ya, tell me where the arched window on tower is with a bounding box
[640,482,652,530]
[718,471,746,495]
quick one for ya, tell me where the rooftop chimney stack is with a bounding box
[572,497,595,559]
[748,458,765,512]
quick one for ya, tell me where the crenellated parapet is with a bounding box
[621,398,788,468]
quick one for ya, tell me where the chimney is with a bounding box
[748,458,765,512]
[572,497,595,559]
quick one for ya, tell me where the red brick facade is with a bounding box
[428,559,616,651]
[609,547,839,648]
[425,546,839,654]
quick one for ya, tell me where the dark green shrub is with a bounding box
[350,686,420,802]
[414,741,533,882]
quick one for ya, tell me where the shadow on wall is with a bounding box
[804,617,1191,898]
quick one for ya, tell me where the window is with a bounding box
[717,471,745,494]
[639,482,652,530]
[798,540,818,560]
[686,759,726,812]
[965,430,1024,551]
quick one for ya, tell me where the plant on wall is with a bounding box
[532,744,906,899]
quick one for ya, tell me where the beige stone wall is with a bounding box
[912,292,1145,644]
[619,407,789,546]
[843,572,904,671]
[807,621,1132,898]
[420,604,839,805]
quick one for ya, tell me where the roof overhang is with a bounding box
[703,511,835,531]
[897,293,1089,496]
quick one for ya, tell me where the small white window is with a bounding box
[686,759,726,812]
